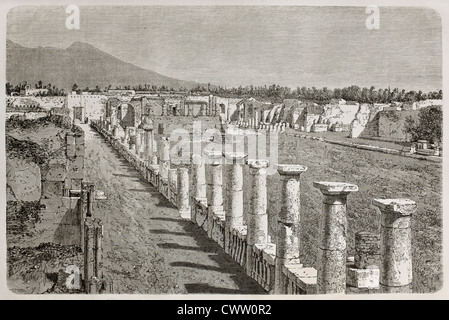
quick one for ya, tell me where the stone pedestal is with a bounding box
[274,164,308,294]
[372,198,416,293]
[245,159,270,276]
[313,181,358,294]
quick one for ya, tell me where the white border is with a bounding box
[0,0,447,300]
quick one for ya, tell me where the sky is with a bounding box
[6,5,443,91]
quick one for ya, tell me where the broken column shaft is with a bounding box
[372,198,416,293]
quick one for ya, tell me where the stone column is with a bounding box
[94,219,104,279]
[151,140,158,165]
[135,128,142,157]
[246,159,270,276]
[144,129,154,162]
[158,136,170,180]
[254,110,260,128]
[191,154,207,224]
[191,154,207,199]
[123,127,129,145]
[372,198,416,293]
[313,181,358,294]
[177,168,191,220]
[113,126,119,139]
[224,152,246,254]
[274,164,308,294]
[205,150,224,238]
[84,217,95,293]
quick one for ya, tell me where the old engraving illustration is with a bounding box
[4,5,443,296]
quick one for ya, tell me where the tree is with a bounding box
[72,83,78,92]
[404,105,442,144]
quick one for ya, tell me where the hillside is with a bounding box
[6,40,198,91]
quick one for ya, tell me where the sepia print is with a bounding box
[2,4,444,297]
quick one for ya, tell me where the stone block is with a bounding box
[347,266,380,289]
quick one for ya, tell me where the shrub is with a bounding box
[404,105,442,144]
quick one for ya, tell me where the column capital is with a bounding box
[246,159,269,169]
[371,199,417,216]
[204,149,222,158]
[191,153,205,165]
[223,152,247,164]
[276,164,308,176]
[203,150,223,165]
[313,181,358,196]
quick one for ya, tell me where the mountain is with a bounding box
[6,40,199,91]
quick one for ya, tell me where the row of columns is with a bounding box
[193,153,416,294]
[104,121,417,295]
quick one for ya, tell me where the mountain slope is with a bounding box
[6,40,198,90]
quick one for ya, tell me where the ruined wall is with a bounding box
[6,116,85,248]
[66,94,107,121]
[7,96,65,111]
[350,104,385,138]
[321,103,360,127]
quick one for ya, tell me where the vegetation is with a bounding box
[6,81,65,96]
[114,83,443,105]
[7,81,442,106]
[404,105,443,144]
[190,84,443,104]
